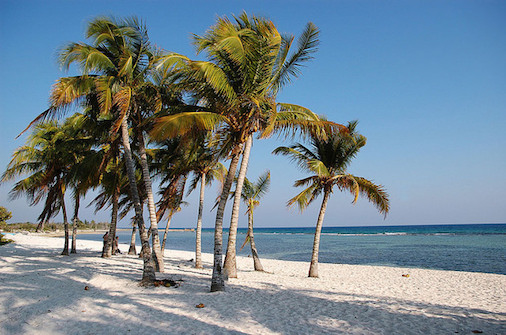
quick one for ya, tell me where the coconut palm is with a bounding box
[24,16,168,282]
[152,12,340,291]
[148,136,188,254]
[185,135,227,269]
[194,13,346,282]
[2,118,93,255]
[157,175,186,253]
[90,153,124,258]
[237,171,271,271]
[65,114,103,254]
[273,121,390,277]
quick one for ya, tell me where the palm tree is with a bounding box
[237,171,271,271]
[66,114,102,254]
[152,12,340,291]
[185,135,227,269]
[2,119,93,255]
[90,153,124,258]
[24,16,167,283]
[157,175,186,253]
[273,121,390,277]
[148,136,188,255]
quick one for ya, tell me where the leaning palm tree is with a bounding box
[23,17,164,283]
[2,119,92,255]
[273,121,390,277]
[237,171,271,271]
[157,175,186,253]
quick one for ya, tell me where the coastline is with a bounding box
[5,227,195,238]
[1,233,505,334]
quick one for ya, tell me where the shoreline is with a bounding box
[1,233,505,334]
[3,227,195,238]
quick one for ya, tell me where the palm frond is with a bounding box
[287,183,320,211]
[252,171,270,199]
[271,22,319,93]
[354,177,390,218]
[272,145,315,173]
[151,112,227,140]
[306,159,330,177]
[189,61,237,102]
[156,52,191,77]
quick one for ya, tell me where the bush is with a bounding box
[2,222,37,232]
[0,206,12,229]
[0,232,14,245]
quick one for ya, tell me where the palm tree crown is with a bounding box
[274,121,389,214]
[273,121,389,277]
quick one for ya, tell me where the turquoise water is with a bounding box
[78,224,506,275]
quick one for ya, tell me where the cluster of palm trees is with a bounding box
[1,13,389,290]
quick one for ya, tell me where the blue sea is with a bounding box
[78,224,506,275]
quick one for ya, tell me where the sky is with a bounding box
[1,0,505,228]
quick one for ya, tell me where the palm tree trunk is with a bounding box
[128,220,137,255]
[61,194,69,256]
[71,196,80,254]
[224,136,252,279]
[36,220,45,232]
[161,211,173,253]
[195,172,205,269]
[103,187,119,258]
[309,189,331,278]
[120,115,155,284]
[210,144,243,292]
[137,133,164,272]
[248,207,263,271]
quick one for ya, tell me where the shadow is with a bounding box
[1,239,505,335]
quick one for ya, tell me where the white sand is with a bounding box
[1,233,505,335]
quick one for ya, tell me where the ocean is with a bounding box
[77,223,506,275]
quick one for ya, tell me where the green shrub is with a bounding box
[0,232,14,246]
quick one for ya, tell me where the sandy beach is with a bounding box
[0,233,504,334]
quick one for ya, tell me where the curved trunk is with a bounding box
[61,194,69,256]
[71,196,80,254]
[120,116,155,284]
[224,136,252,279]
[210,144,242,292]
[103,187,119,258]
[248,204,263,271]
[195,172,205,269]
[128,222,137,255]
[161,211,173,253]
[309,189,331,278]
[36,220,45,233]
[137,133,164,273]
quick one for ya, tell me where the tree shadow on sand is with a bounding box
[1,241,504,334]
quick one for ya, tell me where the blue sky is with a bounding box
[1,0,505,228]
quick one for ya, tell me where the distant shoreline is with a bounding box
[5,227,195,238]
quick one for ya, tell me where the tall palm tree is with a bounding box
[90,153,124,258]
[152,12,340,291]
[185,135,227,269]
[66,114,102,254]
[149,136,188,255]
[273,121,390,277]
[24,16,167,283]
[237,171,271,271]
[157,175,186,253]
